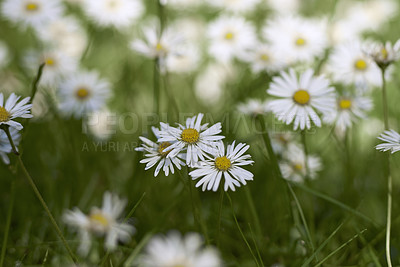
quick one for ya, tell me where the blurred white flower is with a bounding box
[323,95,373,135]
[36,16,88,58]
[157,113,224,167]
[63,192,135,256]
[161,0,201,9]
[263,15,328,64]
[83,0,144,28]
[0,128,20,164]
[367,40,400,69]
[85,109,116,140]
[240,43,286,73]
[0,41,10,69]
[24,49,79,87]
[189,141,254,192]
[207,15,256,63]
[326,41,382,89]
[280,143,322,182]
[1,0,64,28]
[136,126,185,177]
[166,44,200,73]
[206,0,261,14]
[139,231,222,267]
[58,71,111,118]
[267,69,336,131]
[271,132,294,155]
[376,130,400,154]
[267,0,300,15]
[0,93,33,130]
[238,99,270,116]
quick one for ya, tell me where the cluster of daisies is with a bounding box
[136,113,254,192]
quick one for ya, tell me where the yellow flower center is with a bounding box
[76,88,90,100]
[215,156,231,171]
[156,43,163,52]
[339,99,352,110]
[294,163,303,171]
[293,90,310,105]
[295,37,306,46]
[25,2,39,11]
[45,58,55,66]
[89,212,109,227]
[354,59,367,70]
[381,48,388,60]
[225,32,234,40]
[158,142,172,157]
[0,106,11,122]
[260,54,269,61]
[181,128,200,144]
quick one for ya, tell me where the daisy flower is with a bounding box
[83,0,144,29]
[376,130,400,154]
[206,0,261,14]
[263,15,328,64]
[130,24,184,68]
[326,41,382,89]
[242,43,286,74]
[271,132,294,155]
[207,15,256,63]
[63,192,135,256]
[189,141,254,192]
[367,40,400,69]
[139,231,222,267]
[157,113,224,167]
[267,68,336,131]
[280,144,322,182]
[1,0,64,29]
[24,49,79,87]
[323,95,373,135]
[238,99,270,117]
[58,71,111,118]
[136,126,185,176]
[0,93,33,130]
[0,128,20,164]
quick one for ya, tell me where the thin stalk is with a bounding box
[381,67,392,267]
[0,181,15,267]
[2,127,78,264]
[30,63,45,102]
[244,187,262,240]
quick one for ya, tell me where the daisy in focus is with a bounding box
[376,130,400,154]
[0,93,33,130]
[189,141,254,192]
[83,0,144,29]
[157,113,224,167]
[326,41,382,89]
[207,15,256,63]
[58,71,111,118]
[0,127,20,164]
[1,0,64,28]
[136,126,185,177]
[138,231,222,267]
[63,192,135,256]
[238,99,270,117]
[280,143,322,182]
[323,94,373,135]
[267,68,336,130]
[263,15,328,64]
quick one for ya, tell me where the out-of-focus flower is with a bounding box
[85,109,116,140]
[267,69,336,131]
[136,126,185,177]
[323,95,373,135]
[326,41,382,90]
[1,0,64,28]
[0,128,20,164]
[267,0,300,15]
[263,15,328,64]
[240,43,286,73]
[207,15,256,63]
[157,113,224,167]
[83,0,144,29]
[238,99,270,117]
[271,132,294,155]
[166,44,200,73]
[280,144,322,182]
[139,231,222,267]
[376,130,400,154]
[0,93,33,130]
[63,192,135,256]
[0,41,10,69]
[58,71,111,118]
[206,0,261,14]
[190,141,254,192]
[367,40,400,69]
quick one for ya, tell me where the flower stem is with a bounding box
[244,186,263,241]
[30,63,45,102]
[2,126,78,264]
[0,181,15,267]
[381,67,392,267]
